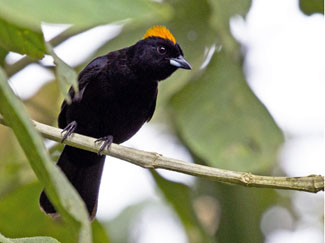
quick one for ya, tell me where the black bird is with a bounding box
[39,26,191,220]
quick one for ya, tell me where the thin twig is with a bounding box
[0,117,323,193]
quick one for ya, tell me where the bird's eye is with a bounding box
[157,46,167,55]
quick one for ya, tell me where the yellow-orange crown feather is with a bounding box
[143,26,176,45]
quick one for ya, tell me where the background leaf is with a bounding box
[103,200,153,243]
[170,51,283,172]
[24,80,61,124]
[196,179,281,243]
[46,44,78,104]
[91,220,110,243]
[209,0,251,56]
[0,0,171,32]
[0,183,73,243]
[151,171,215,243]
[0,18,45,59]
[299,0,324,15]
[0,47,8,66]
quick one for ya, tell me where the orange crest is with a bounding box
[143,25,176,45]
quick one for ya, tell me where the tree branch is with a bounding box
[0,117,323,193]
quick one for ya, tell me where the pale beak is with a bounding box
[169,55,192,70]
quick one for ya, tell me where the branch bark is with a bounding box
[0,117,323,193]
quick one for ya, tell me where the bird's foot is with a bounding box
[61,121,77,142]
[95,135,113,155]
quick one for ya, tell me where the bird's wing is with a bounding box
[58,56,108,128]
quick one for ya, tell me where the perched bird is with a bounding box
[39,25,191,220]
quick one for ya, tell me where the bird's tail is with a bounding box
[39,145,105,220]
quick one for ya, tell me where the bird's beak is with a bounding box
[169,55,192,70]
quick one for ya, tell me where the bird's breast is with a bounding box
[97,81,158,143]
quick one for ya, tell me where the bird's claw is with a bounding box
[95,135,113,155]
[61,121,77,142]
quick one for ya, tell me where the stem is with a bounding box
[0,116,323,193]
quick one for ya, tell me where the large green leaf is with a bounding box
[0,183,73,243]
[91,220,110,243]
[0,0,171,32]
[299,0,324,15]
[0,47,8,66]
[151,171,214,243]
[0,233,59,243]
[24,80,61,125]
[170,51,283,172]
[196,180,280,243]
[0,68,91,243]
[0,183,110,243]
[0,18,45,59]
[103,200,152,243]
[209,0,251,57]
[0,125,32,199]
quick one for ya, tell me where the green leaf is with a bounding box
[0,233,60,243]
[0,124,33,198]
[0,183,73,242]
[103,200,152,243]
[11,237,60,243]
[0,47,8,66]
[208,0,251,56]
[0,0,171,32]
[0,233,13,243]
[0,183,112,243]
[24,80,61,124]
[170,51,283,172]
[196,180,280,243]
[299,0,324,15]
[0,17,45,59]
[151,171,215,243]
[92,220,110,243]
[46,44,78,104]
[0,67,91,243]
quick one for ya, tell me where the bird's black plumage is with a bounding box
[39,29,191,220]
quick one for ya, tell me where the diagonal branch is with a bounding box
[0,116,323,193]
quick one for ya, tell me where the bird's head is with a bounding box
[129,26,191,81]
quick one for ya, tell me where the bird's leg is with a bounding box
[95,135,114,155]
[61,121,77,142]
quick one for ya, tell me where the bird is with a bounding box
[39,26,191,220]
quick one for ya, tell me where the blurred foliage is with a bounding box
[196,179,279,242]
[0,0,170,32]
[0,0,307,242]
[299,0,324,15]
[0,67,91,242]
[0,183,109,243]
[151,171,214,243]
[170,51,283,172]
[24,80,61,124]
[0,18,45,58]
[103,199,153,243]
[46,43,78,104]
[0,183,76,243]
[0,47,8,66]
